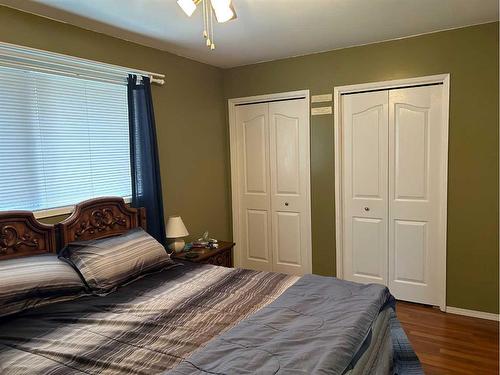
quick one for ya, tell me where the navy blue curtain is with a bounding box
[128,75,166,245]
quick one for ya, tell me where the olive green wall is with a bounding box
[223,22,499,313]
[1,5,498,313]
[0,6,231,241]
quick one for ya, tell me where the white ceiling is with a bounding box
[2,0,498,68]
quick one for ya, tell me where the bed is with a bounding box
[0,197,422,374]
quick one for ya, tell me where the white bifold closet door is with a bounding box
[342,90,389,286]
[342,85,443,306]
[234,98,310,275]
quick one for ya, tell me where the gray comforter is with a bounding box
[169,274,395,375]
[0,264,298,374]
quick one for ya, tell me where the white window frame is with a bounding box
[33,197,132,219]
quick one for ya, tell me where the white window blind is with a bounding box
[0,65,132,212]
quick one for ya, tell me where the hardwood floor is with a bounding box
[396,301,499,374]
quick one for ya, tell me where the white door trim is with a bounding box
[334,74,450,311]
[228,90,312,273]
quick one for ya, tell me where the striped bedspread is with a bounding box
[0,263,298,374]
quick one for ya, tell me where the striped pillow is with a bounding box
[0,255,87,318]
[59,228,175,294]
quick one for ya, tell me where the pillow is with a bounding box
[0,255,87,318]
[59,228,175,294]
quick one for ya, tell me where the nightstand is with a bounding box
[171,241,234,267]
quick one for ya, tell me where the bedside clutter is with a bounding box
[171,241,234,267]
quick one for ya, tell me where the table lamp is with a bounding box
[165,216,189,253]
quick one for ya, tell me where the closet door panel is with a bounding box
[275,211,301,266]
[275,114,300,194]
[394,220,427,283]
[394,106,429,200]
[246,209,270,262]
[389,85,443,306]
[342,90,389,285]
[352,217,385,280]
[352,108,383,198]
[243,116,268,194]
[269,99,310,275]
[235,103,272,271]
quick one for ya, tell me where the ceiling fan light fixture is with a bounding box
[211,0,236,23]
[177,0,197,17]
[177,0,236,51]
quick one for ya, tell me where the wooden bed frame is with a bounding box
[0,211,56,260]
[57,197,146,249]
[0,197,146,260]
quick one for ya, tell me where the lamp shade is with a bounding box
[165,216,189,238]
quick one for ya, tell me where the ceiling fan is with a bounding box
[177,0,237,51]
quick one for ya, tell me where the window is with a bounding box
[0,66,132,213]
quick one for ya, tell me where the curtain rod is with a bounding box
[0,41,165,86]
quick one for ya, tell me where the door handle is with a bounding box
[364,207,370,212]
[285,202,289,207]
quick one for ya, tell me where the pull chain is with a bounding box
[202,0,208,41]
[210,3,215,50]
[199,0,216,50]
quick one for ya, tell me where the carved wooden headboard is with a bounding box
[0,211,56,260]
[57,197,147,249]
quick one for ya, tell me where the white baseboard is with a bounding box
[446,306,499,321]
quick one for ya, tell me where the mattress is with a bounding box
[349,306,424,375]
[346,307,393,375]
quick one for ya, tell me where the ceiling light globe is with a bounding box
[177,0,197,17]
[211,0,236,23]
